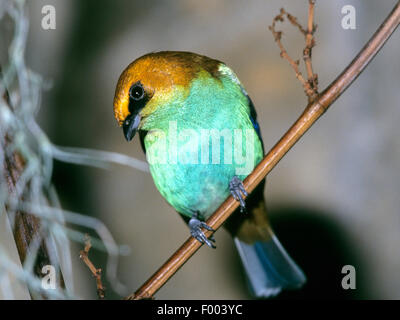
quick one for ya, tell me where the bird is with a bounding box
[113,51,306,298]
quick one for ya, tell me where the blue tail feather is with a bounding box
[234,231,306,298]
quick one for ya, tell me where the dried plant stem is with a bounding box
[269,1,318,102]
[126,1,400,300]
[269,9,312,98]
[304,0,318,99]
[79,234,105,299]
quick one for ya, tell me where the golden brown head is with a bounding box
[113,51,221,141]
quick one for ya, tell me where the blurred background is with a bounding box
[1,0,400,299]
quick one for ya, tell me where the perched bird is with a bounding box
[113,51,306,297]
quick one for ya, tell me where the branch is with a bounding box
[304,0,318,98]
[79,234,106,299]
[269,1,319,102]
[126,1,400,300]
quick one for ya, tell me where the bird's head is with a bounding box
[113,51,221,141]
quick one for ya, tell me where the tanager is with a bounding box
[113,51,305,297]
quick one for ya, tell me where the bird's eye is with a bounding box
[129,83,145,101]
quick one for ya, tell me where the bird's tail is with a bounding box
[234,228,306,298]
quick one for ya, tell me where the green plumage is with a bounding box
[142,66,263,219]
[114,51,306,297]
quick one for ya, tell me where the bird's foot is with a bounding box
[229,176,248,213]
[189,211,216,249]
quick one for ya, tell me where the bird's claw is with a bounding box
[229,176,248,213]
[189,212,216,249]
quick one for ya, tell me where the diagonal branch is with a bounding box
[126,1,400,300]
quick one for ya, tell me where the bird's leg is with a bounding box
[189,211,216,249]
[229,176,248,213]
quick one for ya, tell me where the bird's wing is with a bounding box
[241,88,265,154]
[246,94,264,150]
[218,64,264,152]
[139,130,147,154]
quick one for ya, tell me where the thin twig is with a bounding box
[79,234,105,299]
[125,1,400,300]
[269,2,319,102]
[303,0,318,100]
[286,11,307,35]
[269,9,312,97]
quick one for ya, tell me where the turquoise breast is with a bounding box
[144,71,264,219]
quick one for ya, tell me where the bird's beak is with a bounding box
[123,113,141,141]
